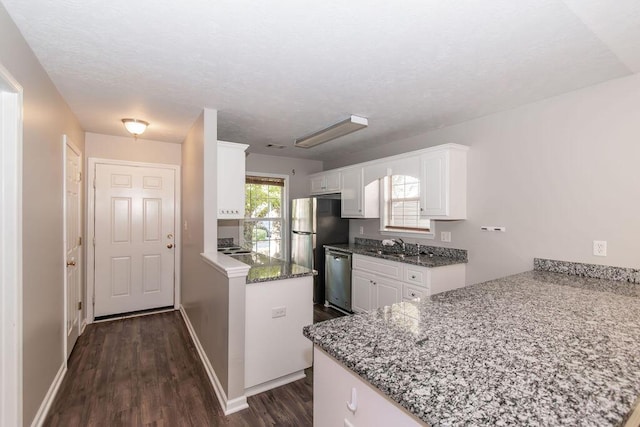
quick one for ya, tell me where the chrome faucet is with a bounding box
[392,238,405,252]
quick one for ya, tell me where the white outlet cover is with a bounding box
[441,231,452,242]
[593,240,607,257]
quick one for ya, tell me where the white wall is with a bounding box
[85,132,181,165]
[0,4,85,425]
[324,73,640,286]
[218,153,323,244]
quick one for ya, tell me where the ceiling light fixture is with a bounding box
[295,115,368,148]
[121,118,149,140]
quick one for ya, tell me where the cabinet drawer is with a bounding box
[403,284,426,300]
[404,265,428,286]
[353,254,403,280]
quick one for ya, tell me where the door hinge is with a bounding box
[93,237,96,246]
[78,236,82,246]
[78,171,82,182]
[78,301,82,311]
[93,177,96,188]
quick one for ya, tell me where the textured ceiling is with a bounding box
[2,0,639,162]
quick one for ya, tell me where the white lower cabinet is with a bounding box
[352,254,466,313]
[314,346,421,427]
[352,270,402,313]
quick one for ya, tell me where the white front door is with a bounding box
[64,139,82,357]
[94,163,176,317]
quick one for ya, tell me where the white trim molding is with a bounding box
[85,158,181,322]
[179,306,249,415]
[0,63,24,427]
[29,363,66,427]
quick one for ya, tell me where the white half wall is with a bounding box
[324,73,640,286]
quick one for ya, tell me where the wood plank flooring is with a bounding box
[44,304,344,426]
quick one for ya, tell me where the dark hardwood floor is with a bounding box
[44,305,344,426]
[313,303,346,323]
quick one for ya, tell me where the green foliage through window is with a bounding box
[244,175,285,259]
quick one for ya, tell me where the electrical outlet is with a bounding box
[441,231,451,242]
[359,226,364,235]
[272,306,286,318]
[593,240,607,257]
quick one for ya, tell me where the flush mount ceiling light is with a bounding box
[121,118,149,140]
[295,115,368,148]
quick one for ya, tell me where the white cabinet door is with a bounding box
[420,145,468,220]
[341,167,363,217]
[420,150,448,217]
[314,347,421,427]
[217,141,248,219]
[352,270,373,313]
[310,171,342,194]
[374,277,402,309]
[310,175,327,194]
[324,171,341,192]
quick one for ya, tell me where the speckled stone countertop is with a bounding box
[229,252,314,284]
[324,243,467,268]
[304,270,640,426]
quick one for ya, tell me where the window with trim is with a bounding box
[243,175,285,259]
[380,175,431,233]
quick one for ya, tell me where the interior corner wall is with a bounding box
[0,4,85,425]
[325,73,640,287]
[85,132,182,165]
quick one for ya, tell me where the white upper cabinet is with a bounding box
[307,143,468,220]
[217,141,249,219]
[341,167,379,218]
[420,144,468,219]
[309,170,341,194]
[363,155,420,184]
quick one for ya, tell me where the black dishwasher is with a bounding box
[325,249,352,312]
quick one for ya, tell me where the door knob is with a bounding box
[167,243,174,249]
[66,260,76,266]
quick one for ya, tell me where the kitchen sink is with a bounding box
[218,246,252,255]
[364,248,406,259]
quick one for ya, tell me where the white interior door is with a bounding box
[64,139,82,357]
[94,164,176,317]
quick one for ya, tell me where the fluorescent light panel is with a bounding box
[295,115,368,148]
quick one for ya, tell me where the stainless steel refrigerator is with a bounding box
[291,197,349,303]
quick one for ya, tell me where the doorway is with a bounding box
[0,64,23,427]
[86,159,181,321]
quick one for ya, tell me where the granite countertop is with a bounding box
[228,252,314,284]
[324,243,467,268]
[304,270,640,426]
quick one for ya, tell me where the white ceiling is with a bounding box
[2,0,639,162]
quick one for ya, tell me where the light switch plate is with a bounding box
[441,231,451,242]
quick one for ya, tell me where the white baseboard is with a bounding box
[30,362,67,427]
[80,320,87,335]
[244,370,306,397]
[179,305,248,415]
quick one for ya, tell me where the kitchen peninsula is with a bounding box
[305,259,640,426]
[226,248,315,396]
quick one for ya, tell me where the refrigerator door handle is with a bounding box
[292,230,313,235]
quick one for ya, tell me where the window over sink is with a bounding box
[380,175,431,235]
[243,174,287,259]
